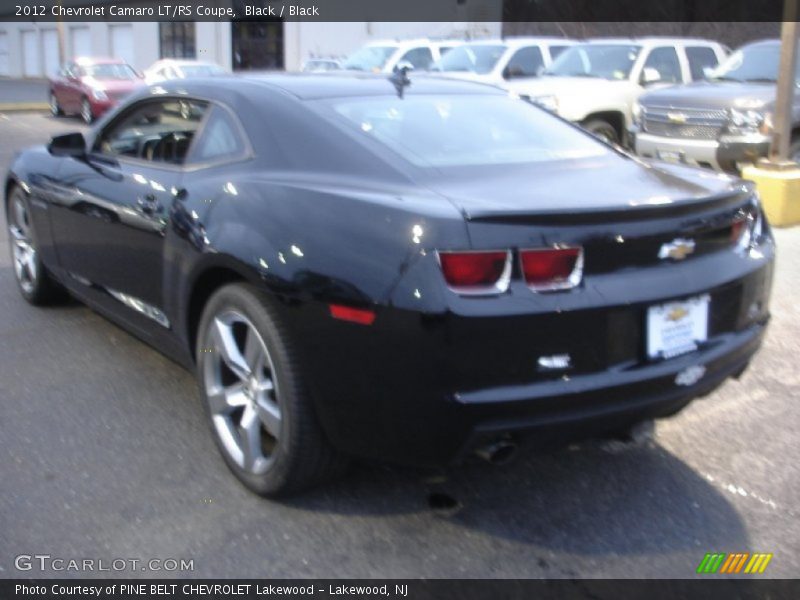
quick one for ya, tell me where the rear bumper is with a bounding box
[632,130,771,172]
[285,248,774,467]
[456,321,764,455]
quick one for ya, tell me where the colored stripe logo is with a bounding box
[697,553,773,574]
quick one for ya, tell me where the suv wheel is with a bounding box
[583,119,619,145]
[196,283,346,496]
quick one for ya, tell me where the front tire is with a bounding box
[49,92,63,116]
[6,185,63,305]
[80,98,94,124]
[196,283,346,496]
[583,118,619,145]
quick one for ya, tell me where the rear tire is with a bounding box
[6,185,64,305]
[583,118,619,145]
[196,283,347,497]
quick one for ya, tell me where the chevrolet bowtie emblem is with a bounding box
[659,238,696,261]
[667,112,688,124]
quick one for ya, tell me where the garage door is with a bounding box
[110,25,134,66]
[70,26,91,58]
[42,29,60,76]
[22,30,39,77]
[0,32,9,76]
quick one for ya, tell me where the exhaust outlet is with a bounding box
[475,439,517,465]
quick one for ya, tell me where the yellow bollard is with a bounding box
[741,162,800,228]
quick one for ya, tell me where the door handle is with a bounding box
[136,194,160,214]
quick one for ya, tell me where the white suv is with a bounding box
[507,38,728,145]
[429,37,575,87]
[341,39,462,74]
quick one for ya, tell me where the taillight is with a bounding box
[730,215,747,244]
[437,250,511,295]
[731,200,764,250]
[520,246,583,291]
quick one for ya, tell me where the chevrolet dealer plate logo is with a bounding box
[658,238,696,261]
[667,306,689,322]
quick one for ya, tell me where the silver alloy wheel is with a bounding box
[202,310,282,475]
[49,93,59,116]
[9,193,38,294]
[81,99,92,124]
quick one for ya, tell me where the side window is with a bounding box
[401,47,434,70]
[94,99,208,164]
[686,46,720,80]
[548,45,570,60]
[505,46,544,78]
[642,47,682,84]
[187,106,248,163]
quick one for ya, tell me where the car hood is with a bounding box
[639,81,777,110]
[422,154,747,219]
[429,71,499,84]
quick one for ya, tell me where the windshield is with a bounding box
[83,63,138,80]
[430,44,507,74]
[709,43,800,83]
[325,95,608,167]
[343,46,397,71]
[545,44,642,80]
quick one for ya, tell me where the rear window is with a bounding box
[324,94,608,168]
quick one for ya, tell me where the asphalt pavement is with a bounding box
[0,112,798,579]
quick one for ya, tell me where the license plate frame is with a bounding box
[647,295,710,359]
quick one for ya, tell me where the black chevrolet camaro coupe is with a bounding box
[6,74,774,495]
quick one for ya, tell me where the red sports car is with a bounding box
[49,57,145,123]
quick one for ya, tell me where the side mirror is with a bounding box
[702,66,715,79]
[48,132,87,157]
[641,67,662,85]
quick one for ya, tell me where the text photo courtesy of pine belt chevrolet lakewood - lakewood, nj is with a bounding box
[1,0,799,594]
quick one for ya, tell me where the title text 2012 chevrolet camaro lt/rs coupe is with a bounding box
[6,74,774,496]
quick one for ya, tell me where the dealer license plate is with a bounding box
[647,295,710,359]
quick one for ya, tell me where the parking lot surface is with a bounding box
[1,112,798,578]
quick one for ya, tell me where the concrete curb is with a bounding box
[0,102,50,112]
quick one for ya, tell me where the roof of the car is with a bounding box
[167,72,505,100]
[585,37,719,46]
[364,38,462,48]
[461,37,574,47]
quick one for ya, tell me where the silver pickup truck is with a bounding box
[631,39,800,172]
